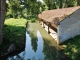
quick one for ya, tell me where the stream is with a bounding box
[1,23,64,60]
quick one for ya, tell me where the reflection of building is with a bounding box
[38,6,80,44]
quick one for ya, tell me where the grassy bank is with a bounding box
[26,16,38,23]
[0,18,27,54]
[61,35,80,60]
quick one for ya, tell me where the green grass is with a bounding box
[61,35,80,60]
[0,18,27,54]
[26,16,38,23]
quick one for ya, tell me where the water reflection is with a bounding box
[36,31,44,60]
[43,40,57,60]
[25,30,44,60]
[30,31,38,52]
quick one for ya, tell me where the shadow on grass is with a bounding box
[60,35,80,60]
[0,24,26,54]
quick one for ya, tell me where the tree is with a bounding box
[0,0,6,44]
[23,0,42,16]
[65,0,77,7]
[77,0,80,6]
[7,0,21,18]
[43,0,52,10]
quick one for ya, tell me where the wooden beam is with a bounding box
[48,25,50,34]
[47,22,51,34]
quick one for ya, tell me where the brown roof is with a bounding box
[38,6,80,23]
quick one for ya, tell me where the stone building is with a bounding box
[38,6,80,44]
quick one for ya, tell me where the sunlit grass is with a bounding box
[5,18,27,27]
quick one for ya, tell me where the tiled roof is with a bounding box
[38,6,80,23]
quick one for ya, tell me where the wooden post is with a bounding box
[48,22,50,34]
[48,26,50,34]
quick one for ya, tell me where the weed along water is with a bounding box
[2,22,64,60]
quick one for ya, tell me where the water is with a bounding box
[4,23,63,60]
[24,31,44,60]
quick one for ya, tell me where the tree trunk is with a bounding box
[0,0,6,44]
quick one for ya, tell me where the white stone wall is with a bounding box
[58,9,80,43]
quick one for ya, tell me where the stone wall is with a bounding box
[58,9,80,43]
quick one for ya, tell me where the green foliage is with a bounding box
[77,0,80,6]
[61,35,80,60]
[6,0,21,18]
[31,18,37,23]
[43,0,53,10]
[0,18,27,53]
[31,20,35,23]
[65,0,77,7]
[43,0,80,10]
[26,15,36,20]
[6,0,43,18]
[26,15,37,23]
[6,0,26,18]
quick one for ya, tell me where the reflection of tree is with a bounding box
[30,31,38,52]
[43,39,57,60]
